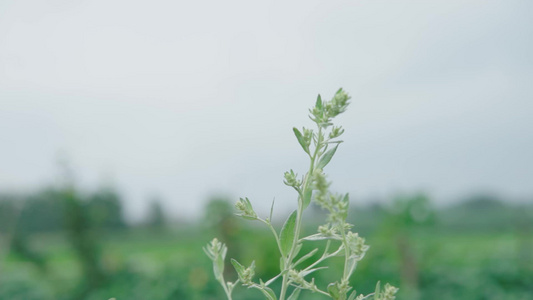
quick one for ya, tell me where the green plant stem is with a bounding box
[219,279,232,300]
[279,127,323,300]
[259,218,283,255]
[314,288,331,297]
[303,243,343,273]
[341,227,350,281]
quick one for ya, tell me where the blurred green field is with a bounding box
[3,214,532,299]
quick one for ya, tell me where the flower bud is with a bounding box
[283,169,300,188]
[235,197,257,220]
[382,283,399,300]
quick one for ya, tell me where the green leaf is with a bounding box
[269,198,275,222]
[316,94,322,110]
[236,197,258,220]
[341,193,350,220]
[293,243,302,257]
[302,233,341,241]
[294,248,318,267]
[328,282,340,299]
[212,245,226,281]
[300,266,327,276]
[302,188,312,209]
[231,259,245,278]
[254,286,277,300]
[347,291,357,300]
[280,210,297,257]
[213,256,224,281]
[316,144,339,169]
[264,287,277,300]
[288,288,301,300]
[293,127,309,154]
[374,281,381,300]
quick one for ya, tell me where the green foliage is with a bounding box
[439,194,524,233]
[0,193,22,235]
[386,193,435,230]
[145,197,167,229]
[0,187,126,236]
[86,188,126,230]
[2,220,533,299]
[17,189,66,234]
[205,89,398,300]
[62,186,108,298]
[0,184,129,298]
[10,233,47,273]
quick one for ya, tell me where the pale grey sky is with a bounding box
[1,0,532,221]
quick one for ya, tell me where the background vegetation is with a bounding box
[1,185,531,300]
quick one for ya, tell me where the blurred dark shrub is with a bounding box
[145,197,167,230]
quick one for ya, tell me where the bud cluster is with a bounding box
[381,283,400,300]
[346,232,369,260]
[203,238,227,281]
[356,283,399,300]
[288,270,318,292]
[299,127,313,151]
[327,280,351,300]
[283,169,301,188]
[329,126,345,139]
[382,283,398,300]
[318,223,337,237]
[235,197,257,220]
[327,89,350,118]
[231,259,256,286]
[312,169,330,204]
[310,89,351,128]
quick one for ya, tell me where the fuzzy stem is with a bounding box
[279,127,323,300]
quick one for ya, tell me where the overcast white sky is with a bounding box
[1,0,532,221]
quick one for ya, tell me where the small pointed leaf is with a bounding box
[231,259,245,277]
[340,193,350,220]
[269,198,275,222]
[293,128,309,154]
[293,243,302,258]
[347,291,357,300]
[288,288,301,300]
[302,233,342,241]
[374,281,381,300]
[294,248,318,266]
[328,283,340,299]
[301,266,328,276]
[302,188,312,209]
[317,144,339,169]
[316,94,322,109]
[258,286,277,300]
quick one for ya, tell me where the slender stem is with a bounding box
[289,285,331,297]
[303,244,343,273]
[312,288,331,297]
[279,127,323,300]
[265,273,283,286]
[259,218,283,255]
[220,280,232,300]
[341,227,350,281]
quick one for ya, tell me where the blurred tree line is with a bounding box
[0,187,125,236]
[0,183,171,299]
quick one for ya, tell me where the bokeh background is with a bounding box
[1,0,532,299]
